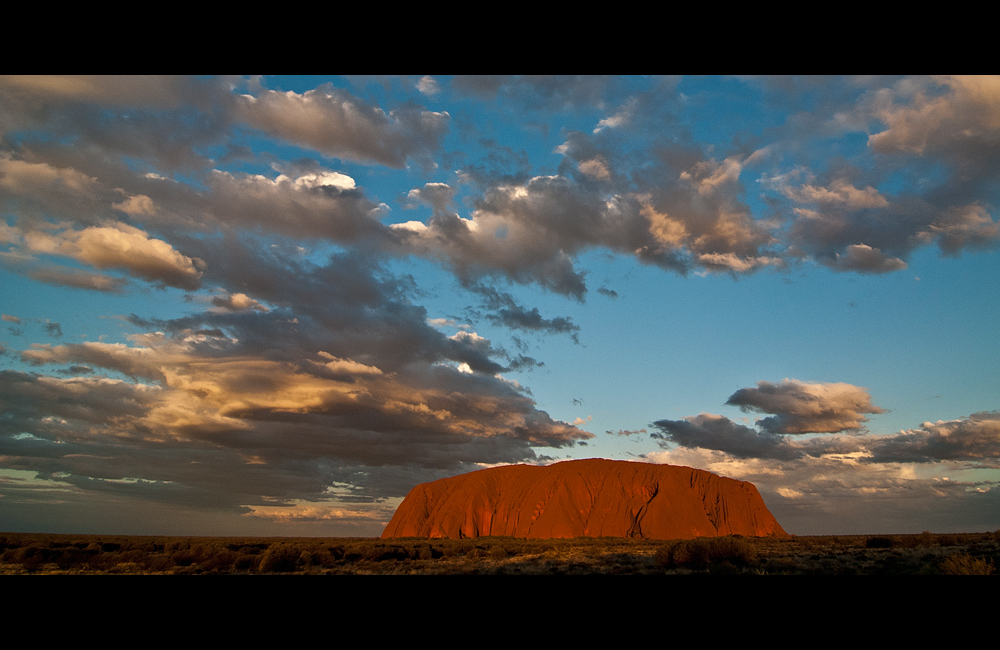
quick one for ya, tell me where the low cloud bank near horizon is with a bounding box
[649,380,1000,534]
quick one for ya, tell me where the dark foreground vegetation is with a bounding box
[1,531,998,574]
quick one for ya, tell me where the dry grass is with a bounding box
[938,553,995,575]
[1,532,998,574]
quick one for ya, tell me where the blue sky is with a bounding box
[1,75,998,536]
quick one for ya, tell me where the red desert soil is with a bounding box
[382,458,788,540]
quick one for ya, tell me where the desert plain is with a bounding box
[1,530,997,575]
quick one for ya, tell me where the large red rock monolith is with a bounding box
[381,458,788,539]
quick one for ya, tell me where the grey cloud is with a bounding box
[22,341,168,382]
[652,409,1000,469]
[56,365,94,375]
[0,75,219,109]
[236,85,449,168]
[867,76,1000,158]
[0,371,156,430]
[210,292,268,312]
[651,383,999,471]
[868,412,1000,465]
[392,144,783,295]
[652,414,804,460]
[470,284,580,342]
[0,77,233,172]
[394,174,625,299]
[823,244,908,274]
[1,217,205,291]
[505,354,543,372]
[8,337,588,512]
[786,198,998,270]
[754,77,1000,270]
[928,204,1000,255]
[5,76,998,305]
[606,428,647,436]
[449,75,512,98]
[2,149,393,249]
[61,223,204,290]
[28,266,129,292]
[726,379,886,434]
[407,182,457,215]
[0,154,116,223]
[7,248,592,511]
[450,75,622,110]
[200,169,391,243]
[661,445,1000,535]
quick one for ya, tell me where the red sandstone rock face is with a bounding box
[382,458,788,540]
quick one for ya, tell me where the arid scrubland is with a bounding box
[1,532,997,574]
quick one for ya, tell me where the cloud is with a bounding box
[211,292,269,312]
[868,412,1000,465]
[200,169,389,242]
[868,75,1000,156]
[416,76,441,96]
[450,75,621,110]
[0,75,209,109]
[824,244,908,274]
[646,379,1000,534]
[7,250,593,512]
[394,175,602,299]
[235,86,449,168]
[725,379,886,434]
[652,413,806,460]
[923,204,1000,255]
[9,333,590,508]
[778,177,890,209]
[578,157,611,180]
[394,156,783,298]
[0,76,232,171]
[24,222,204,290]
[696,252,784,274]
[606,428,647,436]
[470,284,580,341]
[594,98,637,133]
[406,181,457,215]
[28,266,129,292]
[0,154,107,220]
[645,443,1000,535]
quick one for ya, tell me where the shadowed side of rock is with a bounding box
[381,458,788,539]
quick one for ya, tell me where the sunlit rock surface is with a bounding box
[382,458,788,539]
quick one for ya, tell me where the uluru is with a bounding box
[382,458,788,540]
